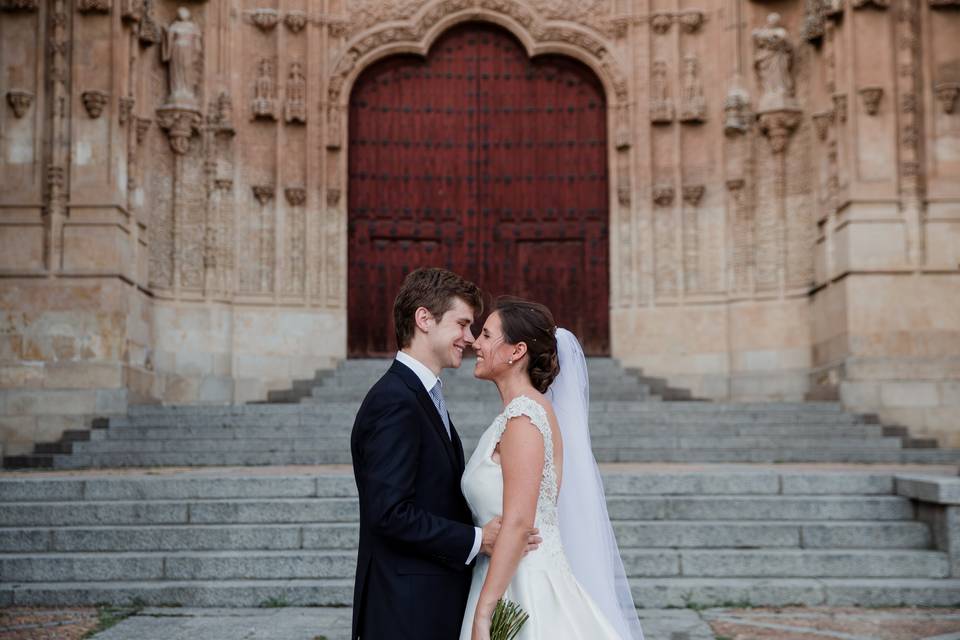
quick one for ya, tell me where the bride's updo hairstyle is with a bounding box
[495,296,560,393]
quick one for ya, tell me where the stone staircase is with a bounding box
[2,468,958,608]
[5,359,959,469]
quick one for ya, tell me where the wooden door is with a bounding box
[348,23,609,356]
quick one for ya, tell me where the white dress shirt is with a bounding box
[395,351,483,565]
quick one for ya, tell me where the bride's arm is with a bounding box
[471,415,544,640]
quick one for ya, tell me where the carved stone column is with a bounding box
[44,0,71,273]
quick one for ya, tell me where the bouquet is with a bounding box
[489,598,529,640]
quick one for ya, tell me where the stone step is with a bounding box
[108,412,872,428]
[5,577,960,608]
[67,436,906,455]
[126,401,851,417]
[0,471,899,502]
[0,521,931,553]
[3,548,947,583]
[88,424,888,441]
[0,495,915,527]
[38,447,960,468]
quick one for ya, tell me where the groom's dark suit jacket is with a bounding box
[350,360,477,640]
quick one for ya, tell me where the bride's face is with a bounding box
[472,311,517,380]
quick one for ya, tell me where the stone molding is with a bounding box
[859,86,884,116]
[0,0,38,10]
[252,185,274,205]
[935,82,959,114]
[326,0,631,113]
[77,0,111,13]
[284,187,306,206]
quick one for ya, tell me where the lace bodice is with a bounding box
[461,395,568,567]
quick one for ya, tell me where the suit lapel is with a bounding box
[450,422,466,472]
[390,361,459,470]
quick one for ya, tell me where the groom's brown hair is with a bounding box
[394,268,483,348]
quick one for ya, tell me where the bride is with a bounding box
[459,297,644,640]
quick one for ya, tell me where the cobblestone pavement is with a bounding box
[4,606,959,639]
[0,608,100,640]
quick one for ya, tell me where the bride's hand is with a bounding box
[471,611,492,640]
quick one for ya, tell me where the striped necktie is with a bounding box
[428,381,451,439]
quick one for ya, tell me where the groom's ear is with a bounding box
[413,306,434,333]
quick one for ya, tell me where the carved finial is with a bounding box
[82,90,109,118]
[6,90,33,118]
[859,86,884,115]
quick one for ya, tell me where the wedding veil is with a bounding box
[546,328,644,640]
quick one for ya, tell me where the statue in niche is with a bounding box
[252,58,278,120]
[650,60,674,124]
[680,54,706,123]
[285,61,307,124]
[161,7,202,108]
[752,13,797,112]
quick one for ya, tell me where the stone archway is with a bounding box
[346,22,611,356]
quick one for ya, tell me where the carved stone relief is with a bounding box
[802,0,826,43]
[326,104,342,149]
[812,109,834,140]
[249,8,279,31]
[209,92,235,134]
[859,86,883,115]
[724,87,752,136]
[650,11,704,34]
[1,0,38,10]
[851,0,889,8]
[252,185,274,206]
[284,187,306,206]
[121,0,141,23]
[680,54,707,124]
[138,0,160,45]
[156,108,201,155]
[683,184,706,206]
[934,82,958,114]
[82,90,109,118]
[653,183,675,206]
[285,62,307,125]
[832,93,848,123]
[930,0,960,6]
[252,58,278,121]
[326,188,341,206]
[118,96,135,125]
[77,0,110,13]
[285,10,307,33]
[758,110,801,154]
[6,90,33,118]
[650,60,674,124]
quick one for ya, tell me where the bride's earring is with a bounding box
[507,359,513,365]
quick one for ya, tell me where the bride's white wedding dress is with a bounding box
[458,395,622,639]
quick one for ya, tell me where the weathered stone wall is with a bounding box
[1,0,959,453]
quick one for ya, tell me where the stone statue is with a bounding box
[161,7,202,108]
[753,13,796,112]
[252,58,278,120]
[680,53,706,123]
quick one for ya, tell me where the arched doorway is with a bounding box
[347,23,609,356]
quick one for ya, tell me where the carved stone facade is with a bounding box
[1,0,960,454]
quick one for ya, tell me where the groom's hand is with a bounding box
[480,517,543,556]
[480,517,501,556]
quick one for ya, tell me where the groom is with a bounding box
[351,268,532,640]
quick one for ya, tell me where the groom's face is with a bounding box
[425,296,476,370]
